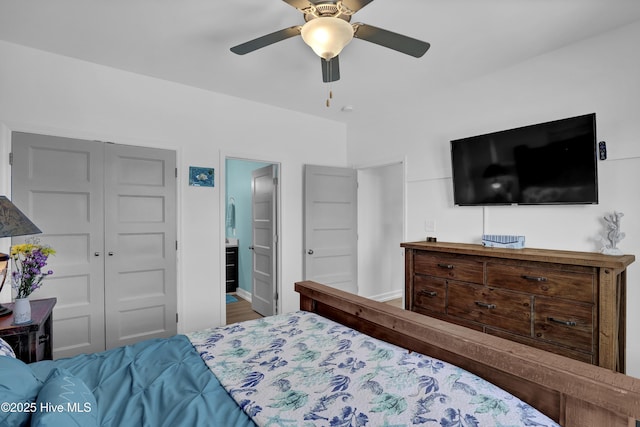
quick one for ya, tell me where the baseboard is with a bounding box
[235,288,252,302]
[364,289,403,303]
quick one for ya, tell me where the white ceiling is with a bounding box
[1,0,640,123]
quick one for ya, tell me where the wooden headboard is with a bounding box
[295,280,640,427]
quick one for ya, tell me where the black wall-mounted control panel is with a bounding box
[599,141,607,160]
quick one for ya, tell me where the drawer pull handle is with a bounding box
[38,334,50,344]
[437,263,454,269]
[548,317,577,326]
[419,290,438,297]
[522,275,547,282]
[475,301,496,309]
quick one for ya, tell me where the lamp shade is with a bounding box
[301,17,354,60]
[0,196,42,238]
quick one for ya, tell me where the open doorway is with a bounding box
[357,161,405,302]
[303,161,405,303]
[224,158,280,324]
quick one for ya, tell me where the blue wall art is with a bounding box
[189,166,215,187]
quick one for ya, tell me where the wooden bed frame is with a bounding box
[296,280,640,427]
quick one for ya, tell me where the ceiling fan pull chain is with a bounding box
[326,88,334,107]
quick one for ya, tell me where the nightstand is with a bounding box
[0,297,56,363]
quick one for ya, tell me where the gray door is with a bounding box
[304,165,358,294]
[251,164,277,316]
[11,133,106,358]
[11,132,177,357]
[104,143,177,349]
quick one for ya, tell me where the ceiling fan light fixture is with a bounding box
[301,17,354,60]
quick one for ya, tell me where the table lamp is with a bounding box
[0,196,42,316]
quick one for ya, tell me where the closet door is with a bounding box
[104,144,177,348]
[11,132,106,358]
[12,132,178,357]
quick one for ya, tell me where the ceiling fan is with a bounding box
[230,0,430,83]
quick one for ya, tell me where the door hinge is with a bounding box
[175,167,178,178]
[8,152,12,166]
[273,177,278,186]
[176,313,179,323]
[176,240,178,250]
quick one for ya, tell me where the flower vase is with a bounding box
[13,297,31,325]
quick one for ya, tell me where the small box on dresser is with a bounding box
[402,241,634,372]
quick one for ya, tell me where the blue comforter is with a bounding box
[27,334,255,427]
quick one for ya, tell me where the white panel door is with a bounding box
[12,132,177,356]
[104,143,177,349]
[11,132,106,358]
[251,165,277,316]
[304,165,358,294]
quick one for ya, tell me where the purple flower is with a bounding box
[10,239,56,299]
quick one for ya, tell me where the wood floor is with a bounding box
[226,293,403,324]
[226,294,263,324]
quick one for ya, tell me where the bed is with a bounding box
[1,280,639,426]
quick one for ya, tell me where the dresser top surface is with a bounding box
[401,241,635,269]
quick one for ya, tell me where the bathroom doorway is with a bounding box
[225,158,280,323]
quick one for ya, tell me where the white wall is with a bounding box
[347,21,640,377]
[0,40,348,333]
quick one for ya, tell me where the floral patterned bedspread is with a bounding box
[188,311,560,427]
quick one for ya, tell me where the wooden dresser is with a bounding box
[402,241,635,372]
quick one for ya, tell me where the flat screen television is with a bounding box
[450,113,598,206]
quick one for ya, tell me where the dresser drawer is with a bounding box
[534,297,594,353]
[448,281,532,336]
[413,253,483,283]
[487,327,594,364]
[412,275,446,314]
[486,263,595,303]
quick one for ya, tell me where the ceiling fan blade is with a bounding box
[230,26,301,55]
[281,0,312,10]
[354,23,430,58]
[321,56,340,82]
[341,0,374,13]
